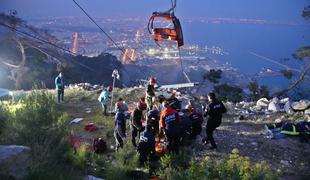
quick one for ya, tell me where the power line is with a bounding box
[0,22,98,72]
[0,22,73,54]
[72,0,134,62]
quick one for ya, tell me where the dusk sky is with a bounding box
[0,0,309,22]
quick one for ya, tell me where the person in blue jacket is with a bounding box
[55,72,64,103]
[98,86,113,115]
[114,106,127,151]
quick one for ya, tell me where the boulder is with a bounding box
[268,101,280,112]
[284,101,292,113]
[280,98,290,104]
[0,145,31,179]
[256,98,269,109]
[305,108,310,115]
[291,100,310,111]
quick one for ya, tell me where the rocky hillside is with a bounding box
[0,13,124,90]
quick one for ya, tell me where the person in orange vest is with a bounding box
[159,101,182,154]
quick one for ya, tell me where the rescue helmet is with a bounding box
[149,77,156,85]
[107,86,113,92]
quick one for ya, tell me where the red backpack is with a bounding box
[93,137,107,154]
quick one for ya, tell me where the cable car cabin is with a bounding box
[148,12,184,47]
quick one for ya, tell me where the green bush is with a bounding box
[158,149,277,180]
[0,103,8,135]
[0,90,79,179]
[104,143,142,180]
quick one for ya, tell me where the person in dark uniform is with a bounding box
[147,108,160,136]
[130,101,147,147]
[137,125,156,165]
[203,92,227,150]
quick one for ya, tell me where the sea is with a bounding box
[182,22,310,91]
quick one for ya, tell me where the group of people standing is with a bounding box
[98,77,227,165]
[54,72,226,166]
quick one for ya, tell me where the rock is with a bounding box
[280,160,290,167]
[251,142,258,146]
[268,101,280,112]
[284,101,292,113]
[275,118,282,123]
[280,98,290,104]
[305,108,310,115]
[234,119,240,123]
[85,175,105,180]
[271,97,280,103]
[0,145,31,179]
[291,100,310,111]
[256,98,269,109]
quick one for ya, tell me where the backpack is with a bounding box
[93,137,107,154]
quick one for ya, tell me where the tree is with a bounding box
[214,83,243,102]
[302,5,310,19]
[203,69,222,84]
[247,81,270,101]
[276,8,310,97]
[280,69,293,79]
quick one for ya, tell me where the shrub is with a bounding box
[104,143,141,180]
[203,69,223,84]
[0,90,79,179]
[214,83,243,102]
[158,149,277,180]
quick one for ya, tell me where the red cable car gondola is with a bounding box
[147,0,184,47]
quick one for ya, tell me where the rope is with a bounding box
[177,46,191,83]
[72,0,134,62]
[0,22,98,73]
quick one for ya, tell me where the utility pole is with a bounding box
[110,69,120,115]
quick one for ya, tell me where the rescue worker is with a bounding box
[146,77,157,110]
[115,98,129,116]
[98,86,113,115]
[179,110,191,145]
[147,108,160,136]
[188,108,203,140]
[203,92,227,150]
[159,101,182,154]
[137,124,156,165]
[167,91,181,112]
[55,72,64,103]
[157,95,166,113]
[130,100,147,147]
[114,99,127,151]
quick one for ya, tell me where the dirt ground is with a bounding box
[197,118,310,179]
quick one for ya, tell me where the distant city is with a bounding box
[28,16,276,64]
[25,16,308,85]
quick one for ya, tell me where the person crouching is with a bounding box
[159,101,182,154]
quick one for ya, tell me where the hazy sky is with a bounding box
[0,0,309,22]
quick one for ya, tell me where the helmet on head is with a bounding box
[107,86,113,92]
[149,77,156,85]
